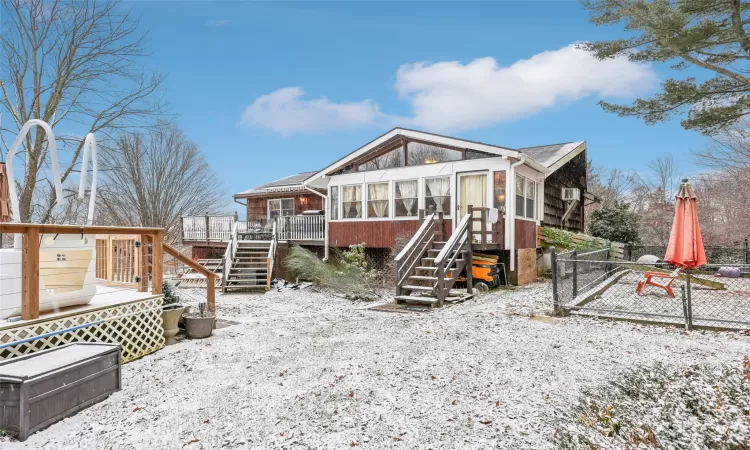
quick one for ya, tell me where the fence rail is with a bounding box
[551,248,750,331]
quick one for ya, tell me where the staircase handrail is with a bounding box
[394,213,436,263]
[222,221,239,289]
[434,213,472,300]
[395,213,436,296]
[266,221,277,289]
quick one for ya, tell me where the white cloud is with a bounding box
[240,87,382,134]
[240,44,657,134]
[206,19,229,27]
[395,44,657,131]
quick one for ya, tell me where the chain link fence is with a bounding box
[627,242,750,265]
[552,249,750,330]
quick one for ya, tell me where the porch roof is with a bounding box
[234,171,318,198]
[517,141,586,174]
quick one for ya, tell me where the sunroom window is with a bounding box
[407,142,462,166]
[343,185,362,219]
[367,183,389,218]
[424,177,451,215]
[330,186,339,220]
[395,180,418,217]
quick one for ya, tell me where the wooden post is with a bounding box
[467,205,474,246]
[138,235,149,292]
[106,236,114,282]
[152,231,163,295]
[21,228,40,320]
[480,208,487,246]
[205,213,210,244]
[233,211,239,222]
[465,239,473,294]
[207,274,215,313]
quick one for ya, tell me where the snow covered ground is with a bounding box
[6,282,749,449]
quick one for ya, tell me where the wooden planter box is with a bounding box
[0,343,121,441]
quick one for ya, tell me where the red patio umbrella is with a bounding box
[664,178,706,269]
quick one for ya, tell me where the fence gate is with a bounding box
[95,235,142,286]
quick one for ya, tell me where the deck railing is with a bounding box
[0,223,219,320]
[181,215,324,242]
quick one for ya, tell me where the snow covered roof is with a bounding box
[517,142,586,173]
[235,171,318,197]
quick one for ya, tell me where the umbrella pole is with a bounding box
[685,271,694,331]
[680,285,689,331]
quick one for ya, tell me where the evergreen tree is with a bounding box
[581,0,750,135]
[589,201,641,243]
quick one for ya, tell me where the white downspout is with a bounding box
[508,156,526,273]
[304,186,329,261]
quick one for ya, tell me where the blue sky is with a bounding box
[132,1,706,205]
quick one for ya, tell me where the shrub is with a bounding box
[588,201,641,244]
[162,280,179,305]
[555,359,750,449]
[284,244,377,298]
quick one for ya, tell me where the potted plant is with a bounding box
[182,302,215,339]
[161,281,185,345]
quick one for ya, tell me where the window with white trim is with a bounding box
[424,176,451,216]
[394,180,418,217]
[330,186,339,220]
[515,175,537,219]
[367,183,389,218]
[268,198,294,219]
[343,185,363,219]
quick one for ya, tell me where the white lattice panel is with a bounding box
[0,297,165,363]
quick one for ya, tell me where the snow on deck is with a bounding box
[4,283,748,449]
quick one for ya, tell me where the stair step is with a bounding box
[407,275,454,282]
[234,256,267,260]
[230,268,268,272]
[402,284,435,292]
[414,266,459,273]
[422,257,464,264]
[394,295,462,305]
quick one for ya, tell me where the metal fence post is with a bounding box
[551,247,560,315]
[745,238,749,265]
[571,249,578,298]
[680,285,689,331]
[685,271,694,331]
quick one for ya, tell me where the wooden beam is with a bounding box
[0,223,163,235]
[207,275,215,313]
[138,235,149,292]
[151,230,163,295]
[21,228,40,320]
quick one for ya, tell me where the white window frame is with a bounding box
[393,179,419,220]
[267,198,294,220]
[341,184,364,220]
[514,174,538,221]
[366,182,390,220]
[329,186,339,221]
[423,175,452,218]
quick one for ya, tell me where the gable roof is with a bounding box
[304,128,554,186]
[235,171,318,197]
[517,141,586,173]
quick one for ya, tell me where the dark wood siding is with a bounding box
[330,220,452,248]
[244,192,323,221]
[543,150,587,232]
[514,219,538,249]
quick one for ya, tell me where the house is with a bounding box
[181,128,590,291]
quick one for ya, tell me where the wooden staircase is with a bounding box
[394,211,473,307]
[222,222,277,292]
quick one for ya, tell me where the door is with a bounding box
[457,172,488,219]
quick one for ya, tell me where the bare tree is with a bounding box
[0,0,167,223]
[696,121,750,174]
[98,122,225,243]
[633,156,682,245]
